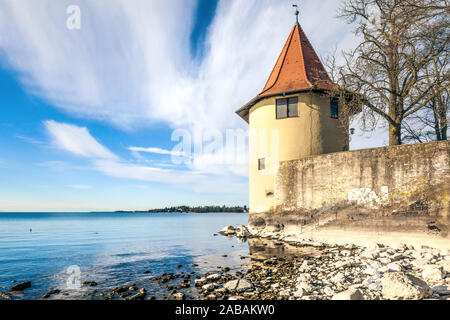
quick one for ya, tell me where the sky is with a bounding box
[0,0,388,212]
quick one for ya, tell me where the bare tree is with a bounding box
[334,0,449,145]
[404,49,449,142]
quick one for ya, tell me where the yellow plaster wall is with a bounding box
[248,92,348,214]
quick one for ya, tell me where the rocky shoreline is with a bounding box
[1,224,449,301]
[211,225,450,300]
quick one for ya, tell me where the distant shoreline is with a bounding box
[112,206,249,214]
[0,206,249,214]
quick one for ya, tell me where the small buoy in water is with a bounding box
[29,228,32,232]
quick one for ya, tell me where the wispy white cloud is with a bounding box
[15,135,44,145]
[0,0,358,132]
[44,120,117,160]
[45,120,247,194]
[128,146,184,157]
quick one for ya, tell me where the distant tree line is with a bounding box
[116,205,248,214]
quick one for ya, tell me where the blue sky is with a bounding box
[0,0,387,212]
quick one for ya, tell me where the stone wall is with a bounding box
[248,140,450,249]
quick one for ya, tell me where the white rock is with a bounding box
[236,279,254,293]
[364,265,380,276]
[335,261,351,269]
[207,274,221,281]
[173,292,185,300]
[296,274,312,282]
[361,244,382,260]
[330,273,345,284]
[324,287,335,296]
[299,260,310,272]
[387,262,403,272]
[228,296,245,300]
[368,282,380,291]
[223,280,239,291]
[293,288,305,298]
[439,260,450,274]
[223,279,253,293]
[411,259,430,268]
[296,282,313,293]
[195,278,207,286]
[331,289,364,300]
[422,266,444,281]
[235,225,250,238]
[202,283,217,292]
[279,289,291,297]
[381,272,431,300]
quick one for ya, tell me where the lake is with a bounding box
[0,212,250,299]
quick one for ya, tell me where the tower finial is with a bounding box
[293,4,299,25]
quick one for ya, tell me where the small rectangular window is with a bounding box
[331,100,339,119]
[276,99,287,119]
[288,97,298,117]
[258,158,265,171]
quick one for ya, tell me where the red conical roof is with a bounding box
[260,23,332,96]
[236,23,334,122]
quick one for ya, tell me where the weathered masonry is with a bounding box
[248,141,449,249]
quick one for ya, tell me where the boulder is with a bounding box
[0,292,12,300]
[324,287,335,296]
[382,272,430,300]
[387,262,403,272]
[330,273,345,284]
[422,266,444,282]
[235,225,251,238]
[335,261,352,269]
[361,243,382,260]
[83,281,98,287]
[440,260,450,274]
[173,292,185,300]
[236,279,254,293]
[296,274,312,282]
[223,279,253,293]
[43,289,61,299]
[228,296,245,300]
[219,226,236,235]
[194,277,207,287]
[127,288,146,300]
[296,282,313,293]
[293,288,305,298]
[331,289,364,300]
[432,285,450,296]
[206,274,221,281]
[9,281,31,292]
[298,260,310,272]
[202,283,217,292]
[279,289,291,298]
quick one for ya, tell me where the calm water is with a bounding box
[0,212,250,299]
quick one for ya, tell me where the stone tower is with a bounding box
[236,21,358,214]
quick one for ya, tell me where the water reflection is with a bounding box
[247,238,322,261]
